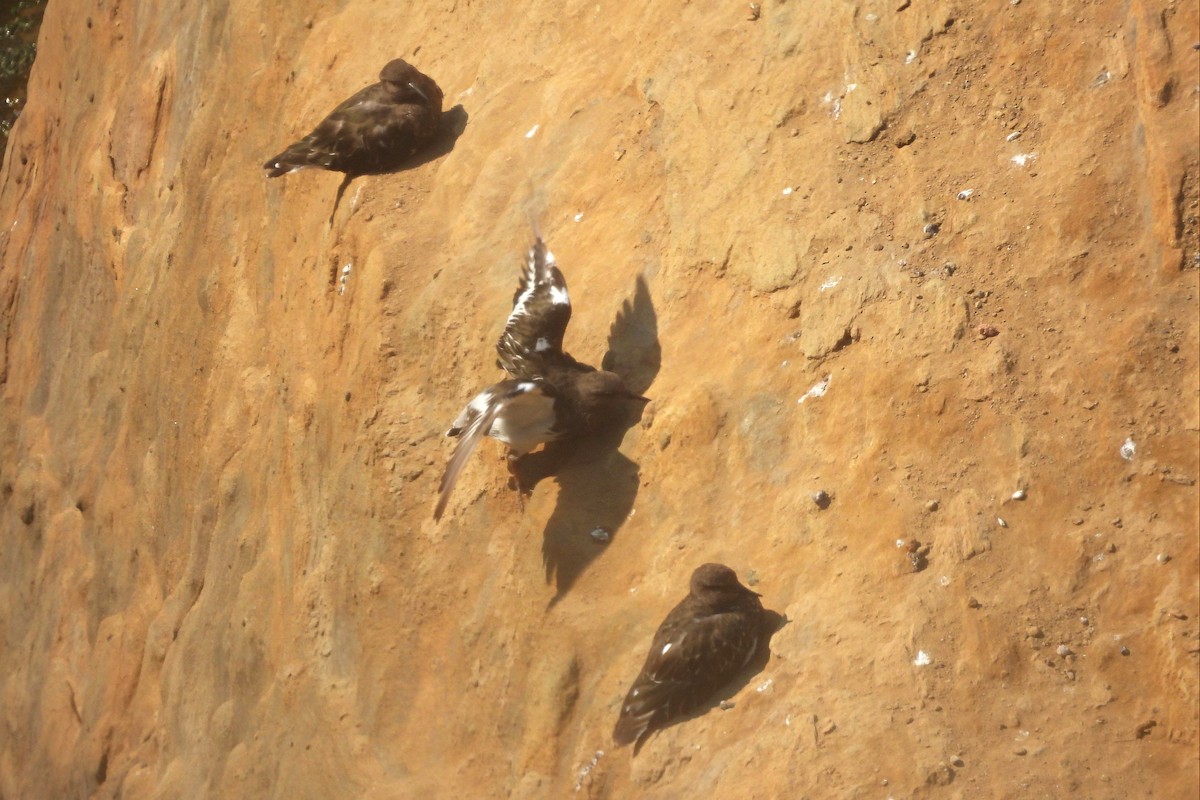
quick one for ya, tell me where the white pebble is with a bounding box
[1119,437,1136,460]
[997,517,1008,528]
[1011,489,1026,500]
[798,375,831,403]
[913,650,932,666]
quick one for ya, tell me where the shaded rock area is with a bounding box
[1,1,1197,798]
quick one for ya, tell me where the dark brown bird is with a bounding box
[264,59,443,177]
[434,235,648,521]
[613,563,767,750]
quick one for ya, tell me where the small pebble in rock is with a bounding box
[719,699,736,710]
[1157,553,1171,564]
[967,596,982,608]
[1011,489,1026,500]
[588,528,611,543]
[925,499,940,512]
[1014,747,1027,756]
[952,756,965,768]
[979,324,1000,338]
[811,489,831,509]
[997,517,1008,528]
[1056,645,1072,657]
[1027,626,1044,639]
[957,189,975,200]
[1072,517,1084,525]
[923,222,941,237]
[1119,645,1130,656]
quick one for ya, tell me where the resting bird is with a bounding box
[434,236,647,521]
[263,58,443,177]
[613,563,767,751]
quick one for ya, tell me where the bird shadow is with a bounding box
[328,104,470,223]
[512,274,661,606]
[631,609,789,756]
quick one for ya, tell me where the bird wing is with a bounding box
[434,381,549,521]
[264,84,439,176]
[612,608,760,747]
[496,237,573,379]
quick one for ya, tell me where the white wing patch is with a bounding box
[549,284,570,306]
[535,337,551,351]
[740,636,759,668]
[660,643,673,656]
[436,381,552,521]
[488,386,556,453]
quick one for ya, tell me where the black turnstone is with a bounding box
[263,59,443,178]
[613,563,767,750]
[434,235,648,521]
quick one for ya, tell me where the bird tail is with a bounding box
[612,714,649,748]
[263,149,309,178]
[612,679,670,749]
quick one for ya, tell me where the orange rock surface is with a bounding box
[1,1,1197,797]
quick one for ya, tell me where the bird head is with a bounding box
[380,59,444,110]
[690,563,761,599]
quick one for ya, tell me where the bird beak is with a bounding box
[407,81,430,102]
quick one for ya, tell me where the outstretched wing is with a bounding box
[612,607,760,747]
[496,237,572,379]
[435,380,551,521]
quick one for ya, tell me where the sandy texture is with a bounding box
[1,1,1197,797]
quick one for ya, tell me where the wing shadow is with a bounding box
[330,104,469,222]
[631,609,789,755]
[513,274,661,605]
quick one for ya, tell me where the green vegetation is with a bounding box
[0,0,45,148]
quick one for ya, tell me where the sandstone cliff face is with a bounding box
[1,1,1197,797]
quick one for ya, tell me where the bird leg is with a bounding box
[506,451,533,505]
[327,173,355,227]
